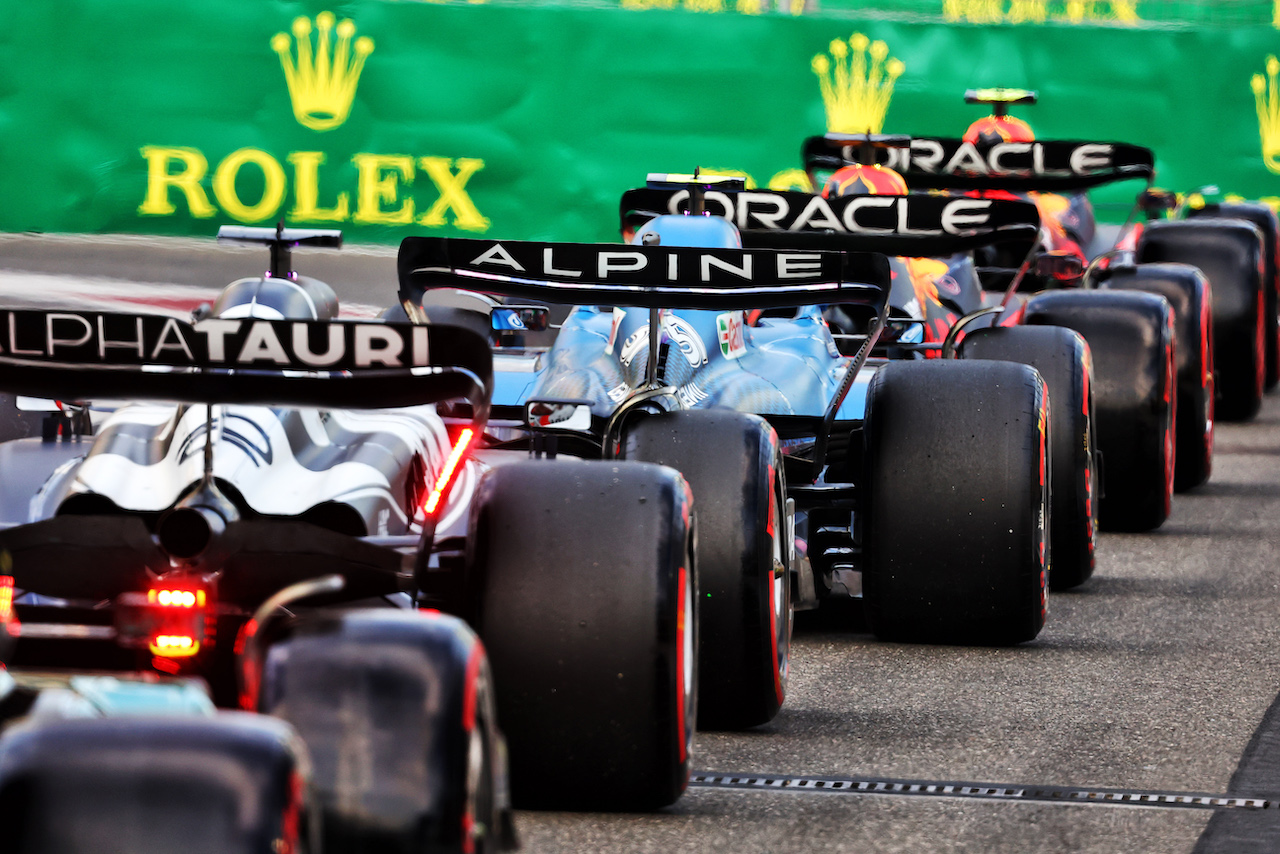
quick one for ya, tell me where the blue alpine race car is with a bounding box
[400,177,1052,673]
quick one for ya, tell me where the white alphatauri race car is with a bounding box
[0,226,699,853]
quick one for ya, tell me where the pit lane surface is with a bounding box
[4,234,1280,853]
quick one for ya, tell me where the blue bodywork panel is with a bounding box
[492,214,874,421]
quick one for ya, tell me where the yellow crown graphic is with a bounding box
[272,12,374,132]
[1252,56,1280,175]
[811,33,905,134]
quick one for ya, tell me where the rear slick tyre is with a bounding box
[259,610,512,854]
[1139,218,1264,422]
[959,324,1098,591]
[1187,202,1279,391]
[1101,263,1214,491]
[862,360,1048,645]
[624,409,790,731]
[1024,290,1176,532]
[466,461,695,811]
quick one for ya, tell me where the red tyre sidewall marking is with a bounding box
[1200,285,1215,470]
[461,639,484,854]
[1080,347,1096,562]
[766,462,784,707]
[275,770,304,854]
[676,564,690,766]
[1163,315,1176,515]
[1037,382,1049,620]
[1258,283,1267,400]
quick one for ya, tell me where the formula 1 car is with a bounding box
[405,179,1051,655]
[1134,189,1279,420]
[929,87,1269,429]
[802,129,1192,533]
[930,87,1275,426]
[0,226,699,839]
[621,175,1101,592]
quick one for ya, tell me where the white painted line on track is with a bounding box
[691,772,1275,812]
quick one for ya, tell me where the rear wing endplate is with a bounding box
[0,309,491,419]
[803,135,1155,192]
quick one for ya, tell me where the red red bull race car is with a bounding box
[801,123,1197,540]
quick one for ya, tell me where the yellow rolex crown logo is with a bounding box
[1253,55,1280,175]
[811,33,905,134]
[272,12,374,132]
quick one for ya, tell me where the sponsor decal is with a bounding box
[617,315,708,367]
[643,189,1005,237]
[935,273,962,298]
[0,310,431,372]
[717,312,748,359]
[619,325,649,367]
[138,12,489,230]
[943,0,1140,25]
[177,413,274,466]
[1253,55,1280,174]
[461,240,838,285]
[677,383,710,407]
[605,307,625,353]
[663,314,708,367]
[802,136,1143,184]
[811,33,904,134]
[887,140,1117,178]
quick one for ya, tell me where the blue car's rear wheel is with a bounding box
[862,360,1048,644]
[624,409,789,730]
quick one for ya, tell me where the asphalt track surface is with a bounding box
[5,234,1280,853]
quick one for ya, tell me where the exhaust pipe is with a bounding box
[157,480,239,560]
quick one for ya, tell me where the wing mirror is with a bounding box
[1138,188,1178,218]
[492,306,549,332]
[1035,251,1084,282]
[525,399,593,431]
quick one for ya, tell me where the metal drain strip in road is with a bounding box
[691,772,1273,812]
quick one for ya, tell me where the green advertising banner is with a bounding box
[2,0,1280,245]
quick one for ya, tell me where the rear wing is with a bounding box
[619,187,1040,257]
[803,135,1155,192]
[0,309,491,418]
[398,236,890,317]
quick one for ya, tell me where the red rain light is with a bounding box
[424,427,475,516]
[0,575,17,636]
[0,576,14,623]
